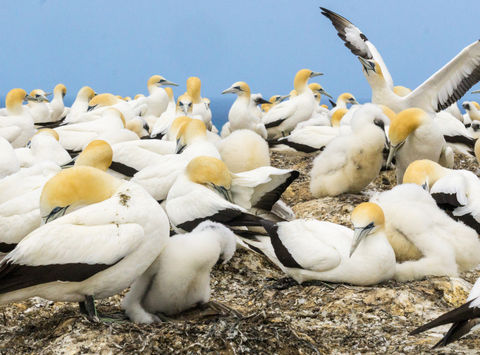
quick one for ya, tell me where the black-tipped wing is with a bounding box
[253,170,299,211]
[432,318,480,348]
[408,40,480,112]
[109,161,139,177]
[320,7,394,88]
[261,220,303,269]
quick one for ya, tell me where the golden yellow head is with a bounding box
[338,93,357,104]
[78,86,96,100]
[388,107,427,145]
[34,128,59,141]
[224,81,250,97]
[164,87,174,101]
[170,115,192,137]
[186,156,232,189]
[293,69,322,93]
[126,118,147,137]
[374,62,384,77]
[148,75,163,89]
[187,77,202,103]
[6,88,28,111]
[177,119,207,145]
[351,202,385,229]
[134,94,145,100]
[402,159,445,187]
[393,86,412,97]
[331,108,348,127]
[53,84,67,98]
[88,93,118,108]
[378,104,396,122]
[104,107,126,127]
[39,166,121,220]
[308,83,322,92]
[74,140,113,171]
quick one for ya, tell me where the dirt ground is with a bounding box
[1,151,479,354]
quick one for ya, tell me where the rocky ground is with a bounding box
[1,151,480,354]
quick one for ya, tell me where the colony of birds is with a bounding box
[3,6,480,353]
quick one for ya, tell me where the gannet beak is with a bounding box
[386,141,404,167]
[175,139,186,154]
[351,99,359,105]
[358,56,376,74]
[421,181,429,191]
[214,185,233,202]
[43,205,69,224]
[25,94,36,102]
[256,97,271,105]
[310,71,324,78]
[159,79,178,87]
[87,105,97,112]
[350,225,373,257]
[279,94,290,102]
[39,94,49,102]
[319,88,333,99]
[472,90,480,94]
[221,87,236,95]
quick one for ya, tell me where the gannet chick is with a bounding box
[0,166,170,320]
[123,221,236,323]
[187,77,212,130]
[410,277,480,348]
[321,7,480,114]
[371,183,480,281]
[387,108,447,183]
[0,137,19,178]
[241,202,395,285]
[263,69,323,138]
[222,81,268,138]
[403,159,480,233]
[310,104,388,197]
[15,129,71,168]
[1,89,35,148]
[217,129,270,173]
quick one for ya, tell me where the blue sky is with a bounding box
[1,1,479,119]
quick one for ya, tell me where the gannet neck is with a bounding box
[6,88,27,115]
[186,156,232,189]
[293,69,312,93]
[187,77,202,104]
[164,87,174,102]
[402,159,448,188]
[77,86,95,101]
[40,166,121,217]
[53,84,66,100]
[331,108,348,127]
[388,108,429,145]
[393,86,412,97]
[170,116,192,138]
[74,140,113,171]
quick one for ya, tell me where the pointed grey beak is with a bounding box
[45,92,52,97]
[25,94,36,102]
[39,94,49,102]
[214,185,233,202]
[175,138,186,154]
[310,71,323,78]
[222,87,236,95]
[159,79,178,87]
[350,225,373,257]
[358,56,376,73]
[386,142,403,167]
[350,99,359,105]
[319,88,333,99]
[278,94,290,102]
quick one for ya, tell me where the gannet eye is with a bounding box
[234,86,241,91]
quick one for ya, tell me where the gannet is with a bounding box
[65,86,96,123]
[0,166,170,320]
[386,108,449,183]
[291,83,332,129]
[222,81,268,138]
[187,77,212,130]
[371,183,480,281]
[310,104,388,197]
[403,159,480,234]
[263,69,323,138]
[1,89,36,148]
[217,129,270,173]
[15,129,71,168]
[150,87,176,139]
[46,84,67,124]
[321,7,480,114]
[434,111,476,156]
[27,89,50,124]
[123,221,236,323]
[261,94,290,113]
[462,101,480,138]
[141,75,178,118]
[0,136,19,178]
[410,277,480,348]
[241,202,395,286]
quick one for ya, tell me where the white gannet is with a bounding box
[65,86,96,123]
[47,84,67,124]
[217,129,270,173]
[434,111,476,156]
[386,108,449,183]
[122,221,236,323]
[462,101,480,138]
[292,83,332,129]
[241,202,395,286]
[410,277,480,348]
[371,183,480,281]
[261,94,290,114]
[403,159,480,234]
[0,166,170,320]
[329,92,359,116]
[27,89,50,124]
[263,69,323,138]
[321,7,480,114]
[0,136,19,178]
[141,74,178,118]
[187,77,212,130]
[310,104,388,197]
[222,81,268,138]
[1,89,36,148]
[150,87,176,139]
[15,129,71,168]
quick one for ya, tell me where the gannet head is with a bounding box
[147,75,178,92]
[164,87,174,102]
[203,97,211,109]
[350,202,385,257]
[309,83,333,100]
[127,117,150,137]
[393,86,412,97]
[387,108,428,166]
[176,119,207,153]
[338,93,358,105]
[331,108,348,127]
[293,69,323,94]
[187,77,202,103]
[402,159,446,190]
[77,86,96,101]
[40,166,121,223]
[169,115,192,139]
[75,139,113,171]
[29,89,49,103]
[88,93,118,111]
[222,81,251,97]
[186,156,233,201]
[6,88,35,114]
[54,84,67,98]
[176,94,193,114]
[251,94,270,106]
[462,101,480,112]
[134,93,145,100]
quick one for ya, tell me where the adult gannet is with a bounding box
[0,166,170,320]
[222,81,268,138]
[46,84,67,124]
[434,111,476,156]
[403,159,480,234]
[263,69,323,138]
[140,75,178,118]
[149,87,176,139]
[241,202,395,286]
[217,129,270,173]
[410,277,480,348]
[310,104,388,197]
[291,83,332,129]
[65,86,96,122]
[321,7,480,114]
[386,108,449,183]
[1,89,36,148]
[27,89,50,124]
[330,92,358,112]
[15,129,71,168]
[0,136,19,178]
[187,77,212,129]
[123,221,236,323]
[371,183,480,281]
